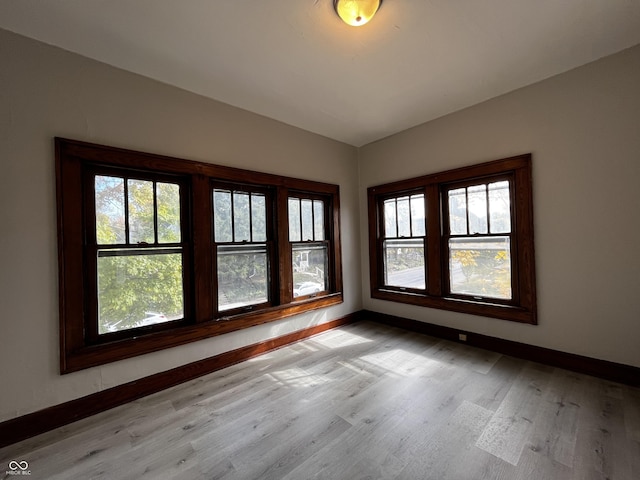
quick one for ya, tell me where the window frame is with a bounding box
[287,191,334,300]
[56,138,343,373]
[441,173,517,305]
[84,165,193,344]
[211,181,276,316]
[367,154,537,324]
[378,189,427,294]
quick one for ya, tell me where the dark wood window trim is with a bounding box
[287,191,335,301]
[56,138,343,373]
[367,154,537,324]
[211,181,277,317]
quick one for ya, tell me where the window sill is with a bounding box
[62,293,343,374]
[371,289,536,325]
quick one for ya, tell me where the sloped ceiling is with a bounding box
[1,0,640,146]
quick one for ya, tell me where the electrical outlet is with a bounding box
[458,333,467,342]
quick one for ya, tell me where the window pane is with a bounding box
[301,199,314,241]
[217,244,269,311]
[384,198,397,238]
[97,249,184,334]
[292,243,327,297]
[467,185,488,234]
[449,237,511,300]
[410,194,426,237]
[128,179,155,244]
[383,238,426,289]
[397,196,411,237]
[313,200,324,241]
[95,175,125,244]
[448,188,467,235]
[489,181,511,233]
[288,198,301,242]
[213,189,232,243]
[157,183,181,243]
[233,192,250,242]
[251,193,267,242]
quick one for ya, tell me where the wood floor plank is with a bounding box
[381,367,476,465]
[55,440,198,480]
[507,445,573,480]
[9,427,133,480]
[630,439,640,480]
[475,362,553,465]
[571,380,635,480]
[623,385,640,443]
[458,354,526,412]
[525,368,585,468]
[228,414,351,480]
[394,400,494,479]
[281,412,406,480]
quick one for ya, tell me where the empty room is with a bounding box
[0,1,639,479]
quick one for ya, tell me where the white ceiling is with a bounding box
[2,0,640,146]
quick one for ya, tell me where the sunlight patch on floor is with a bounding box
[359,348,444,378]
[311,330,374,349]
[266,367,332,388]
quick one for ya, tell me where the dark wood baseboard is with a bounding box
[364,310,640,387]
[0,312,360,449]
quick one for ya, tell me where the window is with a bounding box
[444,178,513,302]
[56,138,342,373]
[288,195,330,298]
[88,169,190,341]
[368,154,536,324]
[213,185,273,313]
[381,193,426,291]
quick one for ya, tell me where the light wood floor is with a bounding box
[2,321,639,479]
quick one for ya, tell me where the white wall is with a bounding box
[0,29,361,422]
[359,44,640,369]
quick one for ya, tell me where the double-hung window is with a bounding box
[380,192,426,291]
[368,154,536,324]
[88,169,190,341]
[444,177,514,303]
[56,138,342,373]
[288,195,330,298]
[213,185,273,314]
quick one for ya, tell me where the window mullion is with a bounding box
[394,199,399,238]
[464,187,470,235]
[484,184,491,234]
[193,174,213,322]
[248,193,253,242]
[124,179,130,245]
[408,197,413,237]
[298,198,303,242]
[230,192,236,242]
[426,184,441,296]
[152,182,157,244]
[311,199,316,240]
[278,188,293,304]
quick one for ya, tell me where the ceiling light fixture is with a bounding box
[333,0,383,27]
